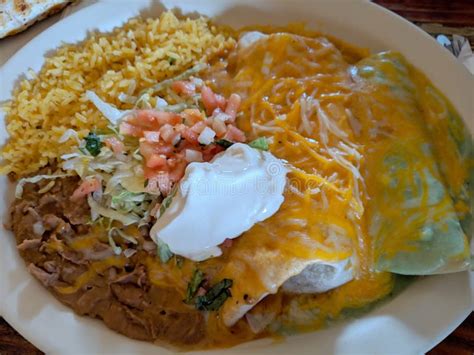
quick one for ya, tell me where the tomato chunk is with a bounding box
[225,93,241,121]
[171,80,196,96]
[146,154,167,169]
[224,125,246,143]
[71,178,101,201]
[104,137,125,154]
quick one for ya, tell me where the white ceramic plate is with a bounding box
[0,1,472,354]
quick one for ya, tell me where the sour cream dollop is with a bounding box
[150,143,288,261]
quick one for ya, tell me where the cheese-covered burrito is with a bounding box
[351,52,471,274]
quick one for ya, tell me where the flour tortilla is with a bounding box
[0,0,73,39]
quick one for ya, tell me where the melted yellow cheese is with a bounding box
[55,256,126,294]
[213,34,371,318]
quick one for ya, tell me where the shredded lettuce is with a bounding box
[58,129,80,144]
[86,90,130,125]
[88,195,140,226]
[111,190,148,215]
[107,229,123,255]
[118,92,137,104]
[157,239,173,263]
[135,93,153,109]
[161,102,190,113]
[249,137,269,151]
[136,63,207,103]
[109,227,138,245]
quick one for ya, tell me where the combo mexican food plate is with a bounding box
[0,0,472,353]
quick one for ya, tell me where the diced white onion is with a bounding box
[198,127,216,145]
[155,97,168,108]
[185,149,203,162]
[33,222,45,236]
[213,112,232,122]
[61,152,81,160]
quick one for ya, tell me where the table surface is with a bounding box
[0,0,473,354]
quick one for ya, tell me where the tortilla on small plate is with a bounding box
[0,0,73,39]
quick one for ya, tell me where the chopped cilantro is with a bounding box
[215,139,234,149]
[195,278,233,311]
[159,186,177,218]
[185,269,204,304]
[84,132,103,156]
[248,137,268,151]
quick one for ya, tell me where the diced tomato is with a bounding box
[104,137,125,154]
[143,166,162,179]
[181,109,203,126]
[190,121,207,134]
[224,125,246,143]
[205,116,214,126]
[168,159,187,182]
[71,178,101,201]
[119,122,143,137]
[181,128,199,145]
[212,117,227,137]
[167,157,178,169]
[215,94,227,111]
[174,123,187,134]
[159,124,176,143]
[221,238,233,249]
[146,154,167,169]
[130,110,158,129]
[140,141,173,161]
[225,93,241,121]
[202,144,224,162]
[143,131,160,143]
[201,85,219,115]
[132,110,181,129]
[130,86,241,191]
[171,80,196,96]
[154,111,181,126]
